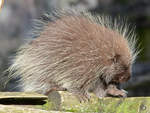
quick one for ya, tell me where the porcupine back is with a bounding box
[8,11,138,94]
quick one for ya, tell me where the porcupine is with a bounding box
[8,11,138,101]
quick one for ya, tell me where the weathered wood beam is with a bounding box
[0,92,149,113]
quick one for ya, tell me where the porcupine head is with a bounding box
[8,10,139,101]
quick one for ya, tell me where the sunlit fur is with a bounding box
[8,10,139,98]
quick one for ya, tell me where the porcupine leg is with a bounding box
[77,92,91,102]
[91,79,107,98]
[44,86,67,95]
[68,88,91,102]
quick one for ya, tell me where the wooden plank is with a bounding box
[0,92,47,99]
[0,105,71,113]
[0,92,47,105]
[44,92,150,113]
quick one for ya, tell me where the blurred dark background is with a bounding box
[0,0,150,97]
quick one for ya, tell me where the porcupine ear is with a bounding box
[110,54,121,63]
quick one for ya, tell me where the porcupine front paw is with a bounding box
[106,84,127,97]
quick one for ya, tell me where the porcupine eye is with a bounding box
[110,54,120,63]
[115,64,131,83]
[122,65,131,81]
[110,54,131,83]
